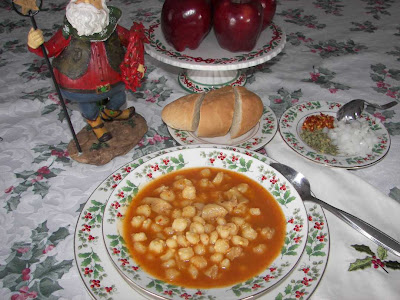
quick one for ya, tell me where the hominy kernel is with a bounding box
[172,218,188,232]
[182,206,196,218]
[220,258,231,269]
[190,255,208,269]
[133,242,146,254]
[149,239,165,254]
[200,168,211,177]
[182,186,196,200]
[236,183,249,193]
[142,219,152,230]
[155,215,170,226]
[214,239,229,254]
[232,235,249,247]
[162,259,176,268]
[186,232,200,245]
[166,238,178,249]
[210,252,224,263]
[132,232,147,242]
[193,243,206,255]
[253,244,267,254]
[178,247,194,261]
[171,209,182,219]
[136,204,151,217]
[160,190,175,201]
[249,208,261,216]
[190,222,205,234]
[130,215,145,228]
[165,268,180,280]
[200,233,210,245]
[212,172,224,185]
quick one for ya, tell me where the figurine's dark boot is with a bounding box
[86,115,112,142]
[101,107,135,122]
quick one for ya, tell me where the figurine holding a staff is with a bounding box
[25,0,147,144]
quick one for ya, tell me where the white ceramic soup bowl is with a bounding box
[102,147,308,299]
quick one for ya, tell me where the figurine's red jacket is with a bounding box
[29,25,130,92]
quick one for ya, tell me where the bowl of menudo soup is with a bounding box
[102,147,308,299]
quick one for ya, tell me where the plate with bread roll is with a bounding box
[161,86,278,151]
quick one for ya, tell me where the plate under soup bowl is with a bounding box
[102,147,308,299]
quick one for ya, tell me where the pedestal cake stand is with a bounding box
[144,19,286,93]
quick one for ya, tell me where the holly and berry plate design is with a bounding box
[102,147,308,299]
[279,101,391,169]
[74,145,330,300]
[144,19,286,71]
[167,106,278,151]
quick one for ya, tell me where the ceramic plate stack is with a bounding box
[74,145,330,300]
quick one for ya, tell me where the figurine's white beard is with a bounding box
[66,2,109,36]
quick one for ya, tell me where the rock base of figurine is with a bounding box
[67,114,148,166]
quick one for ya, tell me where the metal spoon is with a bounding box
[270,162,400,257]
[336,99,398,122]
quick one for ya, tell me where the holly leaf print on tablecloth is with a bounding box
[277,8,326,29]
[3,39,28,53]
[0,18,29,34]
[19,59,51,81]
[21,88,73,122]
[361,0,394,20]
[0,221,73,299]
[386,46,400,61]
[389,187,400,203]
[307,39,367,58]
[313,0,344,16]
[129,7,160,23]
[383,122,400,135]
[302,67,350,93]
[3,142,70,212]
[268,88,303,118]
[286,32,313,46]
[370,63,400,100]
[349,245,400,272]
[132,75,173,106]
[349,21,378,33]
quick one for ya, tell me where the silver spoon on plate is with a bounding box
[336,99,398,122]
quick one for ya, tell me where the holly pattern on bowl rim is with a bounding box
[74,145,329,300]
[101,148,308,299]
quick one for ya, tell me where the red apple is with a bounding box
[259,0,276,30]
[161,0,212,51]
[213,0,263,52]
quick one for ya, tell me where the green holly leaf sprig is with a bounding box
[348,244,400,272]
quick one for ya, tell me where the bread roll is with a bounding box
[161,86,264,139]
[230,86,264,139]
[161,93,205,131]
[197,86,235,137]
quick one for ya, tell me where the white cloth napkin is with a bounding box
[266,134,400,300]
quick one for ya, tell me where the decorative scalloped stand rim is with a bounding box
[144,18,286,92]
[178,69,247,93]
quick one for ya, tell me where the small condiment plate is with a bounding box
[279,101,391,169]
[167,105,278,151]
[102,147,308,299]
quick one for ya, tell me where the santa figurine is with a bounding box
[27,0,146,143]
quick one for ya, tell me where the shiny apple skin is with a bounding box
[161,0,212,52]
[258,0,277,30]
[213,0,263,52]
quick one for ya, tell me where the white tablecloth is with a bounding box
[1,0,399,299]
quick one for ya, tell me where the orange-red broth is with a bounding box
[122,167,286,289]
